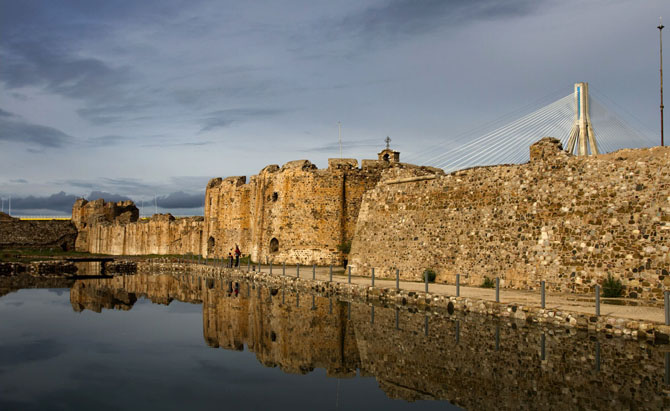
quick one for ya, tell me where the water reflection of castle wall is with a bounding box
[68,274,669,408]
[70,273,203,312]
[202,283,360,377]
[350,304,668,409]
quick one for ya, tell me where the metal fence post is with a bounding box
[595,285,601,316]
[296,264,300,278]
[541,280,546,309]
[348,266,351,283]
[495,277,500,303]
[329,265,333,282]
[312,264,316,280]
[425,271,429,293]
[372,268,375,287]
[257,261,261,273]
[665,291,670,326]
[283,262,286,276]
[395,307,399,330]
[396,269,400,289]
[270,262,273,275]
[247,259,250,272]
[456,274,460,297]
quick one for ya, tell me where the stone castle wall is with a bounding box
[71,156,413,263]
[73,198,205,255]
[0,213,77,251]
[202,158,423,265]
[349,138,670,300]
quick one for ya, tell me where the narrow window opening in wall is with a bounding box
[383,153,390,162]
[207,236,215,255]
[272,192,279,202]
[270,237,279,253]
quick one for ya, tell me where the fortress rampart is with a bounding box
[349,138,670,300]
[70,139,670,299]
[73,198,204,255]
[74,153,431,265]
[202,155,434,265]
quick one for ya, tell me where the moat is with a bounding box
[1,272,669,410]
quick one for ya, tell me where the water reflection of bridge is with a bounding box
[61,272,670,409]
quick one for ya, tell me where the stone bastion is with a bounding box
[348,138,670,300]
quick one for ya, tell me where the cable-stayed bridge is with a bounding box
[404,83,659,172]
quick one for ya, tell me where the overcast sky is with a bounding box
[1,0,668,215]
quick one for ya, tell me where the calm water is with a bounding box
[0,273,668,410]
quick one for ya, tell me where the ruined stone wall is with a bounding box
[0,219,77,250]
[73,199,204,255]
[203,158,400,265]
[83,215,204,255]
[350,138,670,300]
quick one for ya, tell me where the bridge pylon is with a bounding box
[565,82,599,156]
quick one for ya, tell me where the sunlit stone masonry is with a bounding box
[73,148,439,265]
[349,138,670,300]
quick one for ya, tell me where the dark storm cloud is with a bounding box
[156,191,204,209]
[0,2,159,126]
[9,192,80,213]
[87,191,132,202]
[7,191,130,213]
[0,111,73,148]
[0,39,133,102]
[63,178,154,195]
[199,108,287,133]
[291,0,539,58]
[339,0,537,38]
[0,108,16,117]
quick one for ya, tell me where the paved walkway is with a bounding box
[240,264,668,324]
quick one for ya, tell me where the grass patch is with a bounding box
[481,276,495,288]
[337,240,351,255]
[602,274,623,298]
[0,248,97,262]
[423,269,436,283]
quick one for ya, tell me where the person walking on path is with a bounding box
[228,251,234,268]
[234,245,241,267]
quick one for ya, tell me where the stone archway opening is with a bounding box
[207,236,216,255]
[270,237,279,253]
[383,153,390,162]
